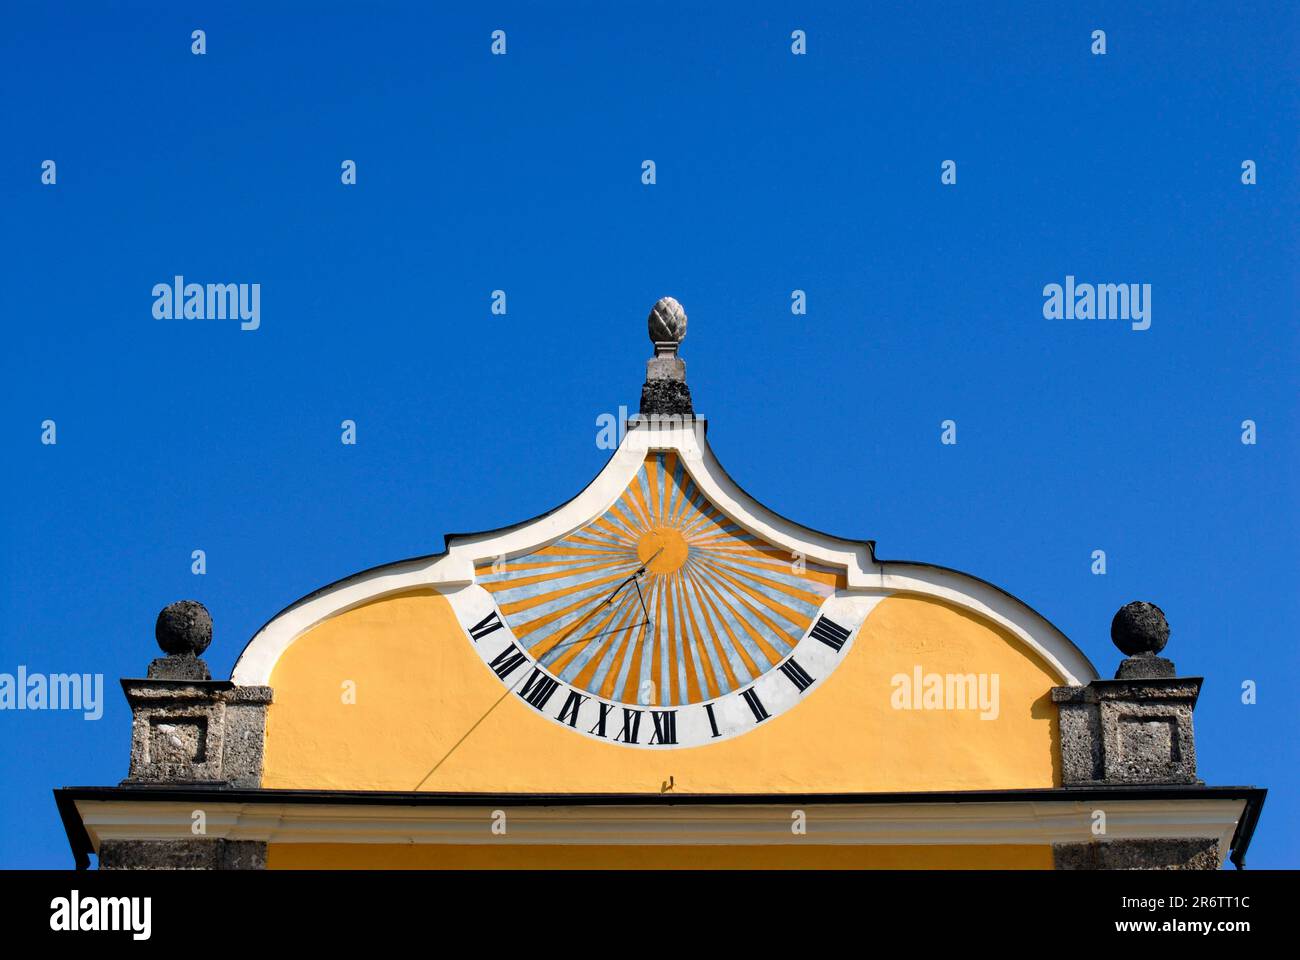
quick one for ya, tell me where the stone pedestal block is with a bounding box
[640,378,694,415]
[122,676,272,787]
[1052,677,1201,786]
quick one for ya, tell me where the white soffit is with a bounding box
[77,797,1243,863]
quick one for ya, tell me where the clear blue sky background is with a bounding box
[1,2,1296,868]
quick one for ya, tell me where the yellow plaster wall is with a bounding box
[267,843,1053,870]
[262,590,1064,793]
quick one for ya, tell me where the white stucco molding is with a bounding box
[231,418,1098,687]
[74,796,1244,864]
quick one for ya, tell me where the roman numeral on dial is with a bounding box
[556,690,588,727]
[589,702,615,738]
[617,708,643,744]
[741,687,770,723]
[704,702,721,738]
[778,657,815,692]
[518,668,560,711]
[650,710,678,745]
[469,610,504,641]
[487,644,527,680]
[809,615,850,652]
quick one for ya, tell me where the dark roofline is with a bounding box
[230,417,1098,681]
[54,783,1266,871]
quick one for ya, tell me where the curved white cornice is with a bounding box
[231,417,1099,687]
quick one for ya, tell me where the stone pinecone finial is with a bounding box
[648,296,687,346]
[639,297,694,416]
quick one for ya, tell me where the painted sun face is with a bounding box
[454,452,863,747]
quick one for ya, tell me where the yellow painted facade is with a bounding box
[263,590,1064,794]
[267,842,1054,870]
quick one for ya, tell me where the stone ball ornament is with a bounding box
[648,296,687,344]
[1110,600,1170,657]
[155,600,213,657]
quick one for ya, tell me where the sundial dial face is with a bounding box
[452,452,868,747]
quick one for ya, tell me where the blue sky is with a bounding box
[1,2,1296,867]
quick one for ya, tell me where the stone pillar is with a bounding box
[1052,838,1221,871]
[1051,601,1214,869]
[99,839,267,870]
[109,600,272,869]
[121,677,272,788]
[640,296,694,416]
